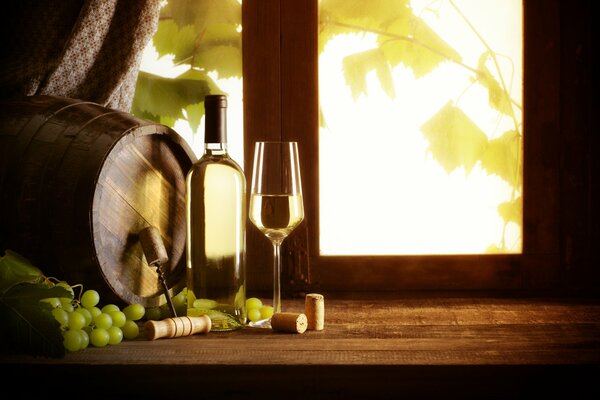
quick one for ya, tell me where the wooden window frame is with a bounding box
[242,0,597,294]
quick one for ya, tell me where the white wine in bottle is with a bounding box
[185,94,246,331]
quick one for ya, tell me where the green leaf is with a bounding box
[163,0,241,34]
[192,45,242,79]
[176,69,222,133]
[0,282,72,358]
[320,0,408,30]
[319,0,409,54]
[481,129,522,187]
[132,71,211,121]
[343,48,395,100]
[420,101,488,173]
[498,197,522,225]
[153,20,197,63]
[476,52,514,116]
[379,13,462,78]
[0,250,44,294]
[184,103,204,134]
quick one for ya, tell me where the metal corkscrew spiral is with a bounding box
[139,226,178,318]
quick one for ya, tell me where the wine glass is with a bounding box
[249,141,304,327]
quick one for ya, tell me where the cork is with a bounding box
[139,226,168,266]
[271,312,308,334]
[305,293,325,331]
[144,315,211,340]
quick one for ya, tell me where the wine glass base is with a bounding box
[248,318,272,329]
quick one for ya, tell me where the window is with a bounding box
[243,0,563,293]
[318,0,523,256]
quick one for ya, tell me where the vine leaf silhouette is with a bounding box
[343,48,396,100]
[475,52,514,116]
[153,20,197,63]
[420,101,488,174]
[379,13,462,78]
[481,129,521,187]
[132,71,210,124]
[163,0,240,35]
[498,196,522,225]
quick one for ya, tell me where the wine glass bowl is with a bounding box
[248,141,304,327]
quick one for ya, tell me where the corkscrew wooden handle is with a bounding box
[144,315,212,340]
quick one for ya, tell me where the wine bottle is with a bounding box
[185,94,247,331]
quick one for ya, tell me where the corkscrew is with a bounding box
[139,226,178,318]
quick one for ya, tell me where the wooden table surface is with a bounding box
[2,294,599,399]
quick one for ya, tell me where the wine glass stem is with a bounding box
[272,241,282,314]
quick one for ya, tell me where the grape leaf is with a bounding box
[379,13,462,78]
[0,282,72,358]
[177,68,222,132]
[320,0,408,30]
[163,0,240,34]
[343,48,395,100]
[192,45,242,79]
[498,197,522,225]
[420,101,488,173]
[0,250,44,294]
[132,71,211,121]
[481,129,522,187]
[184,103,204,134]
[153,20,197,63]
[475,52,514,116]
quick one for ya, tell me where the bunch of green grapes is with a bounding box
[245,297,274,323]
[42,281,146,352]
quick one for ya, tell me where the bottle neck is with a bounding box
[204,95,228,156]
[204,142,228,156]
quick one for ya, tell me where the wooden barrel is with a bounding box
[0,95,196,307]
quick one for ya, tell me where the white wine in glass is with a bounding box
[249,141,304,327]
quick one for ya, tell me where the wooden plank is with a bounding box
[2,297,598,398]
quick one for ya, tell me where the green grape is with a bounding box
[68,310,86,331]
[52,308,69,328]
[193,299,218,309]
[101,304,120,314]
[63,329,82,352]
[109,311,126,328]
[259,305,274,320]
[144,307,162,321]
[75,306,92,326]
[60,298,74,312]
[246,297,263,311]
[41,297,61,308]
[93,312,112,330]
[122,320,140,340]
[90,328,110,347]
[83,325,93,336]
[79,329,90,350]
[247,308,262,322]
[172,292,186,309]
[87,306,102,319]
[81,289,100,308]
[107,326,123,345]
[123,303,145,321]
